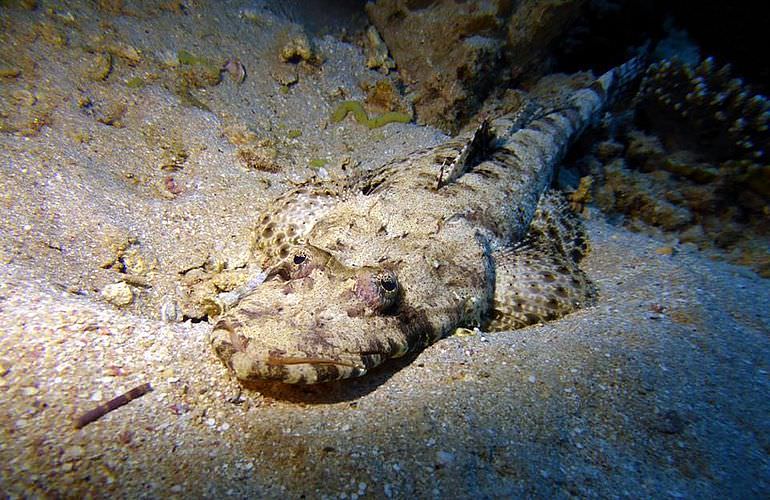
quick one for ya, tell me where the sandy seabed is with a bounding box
[1,1,768,497]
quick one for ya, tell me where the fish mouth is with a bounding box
[210,321,386,383]
[238,351,380,384]
[265,355,363,369]
[208,280,403,383]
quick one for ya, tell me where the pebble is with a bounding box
[528,374,536,383]
[160,298,182,323]
[101,282,134,306]
[62,445,84,462]
[436,450,455,466]
[21,386,39,396]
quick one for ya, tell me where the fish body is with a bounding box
[210,57,645,384]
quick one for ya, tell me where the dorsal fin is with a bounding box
[436,119,493,189]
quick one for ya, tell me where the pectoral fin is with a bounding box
[487,191,596,331]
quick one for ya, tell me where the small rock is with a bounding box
[106,42,142,65]
[436,450,455,467]
[223,59,246,84]
[160,298,182,323]
[222,124,258,146]
[62,445,85,462]
[279,33,314,63]
[364,26,395,73]
[101,282,134,306]
[21,386,39,396]
[270,64,298,86]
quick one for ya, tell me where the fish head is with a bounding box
[209,244,432,384]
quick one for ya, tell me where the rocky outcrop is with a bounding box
[365,0,583,133]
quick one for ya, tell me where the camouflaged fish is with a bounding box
[209,57,645,384]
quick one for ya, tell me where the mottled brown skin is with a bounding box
[210,58,645,384]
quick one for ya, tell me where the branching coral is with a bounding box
[637,57,770,163]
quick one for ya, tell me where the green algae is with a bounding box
[176,49,221,86]
[170,49,222,110]
[330,100,411,129]
[0,66,21,78]
[178,49,205,66]
[368,111,411,128]
[287,129,302,139]
[309,158,328,169]
[126,76,145,88]
[331,101,368,124]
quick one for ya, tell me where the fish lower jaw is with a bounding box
[228,350,381,384]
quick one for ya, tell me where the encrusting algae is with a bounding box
[330,100,411,129]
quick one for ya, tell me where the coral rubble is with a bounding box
[581,57,770,276]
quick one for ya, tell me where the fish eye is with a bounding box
[284,246,331,280]
[378,274,397,292]
[353,268,400,313]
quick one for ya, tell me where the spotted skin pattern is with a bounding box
[210,58,646,384]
